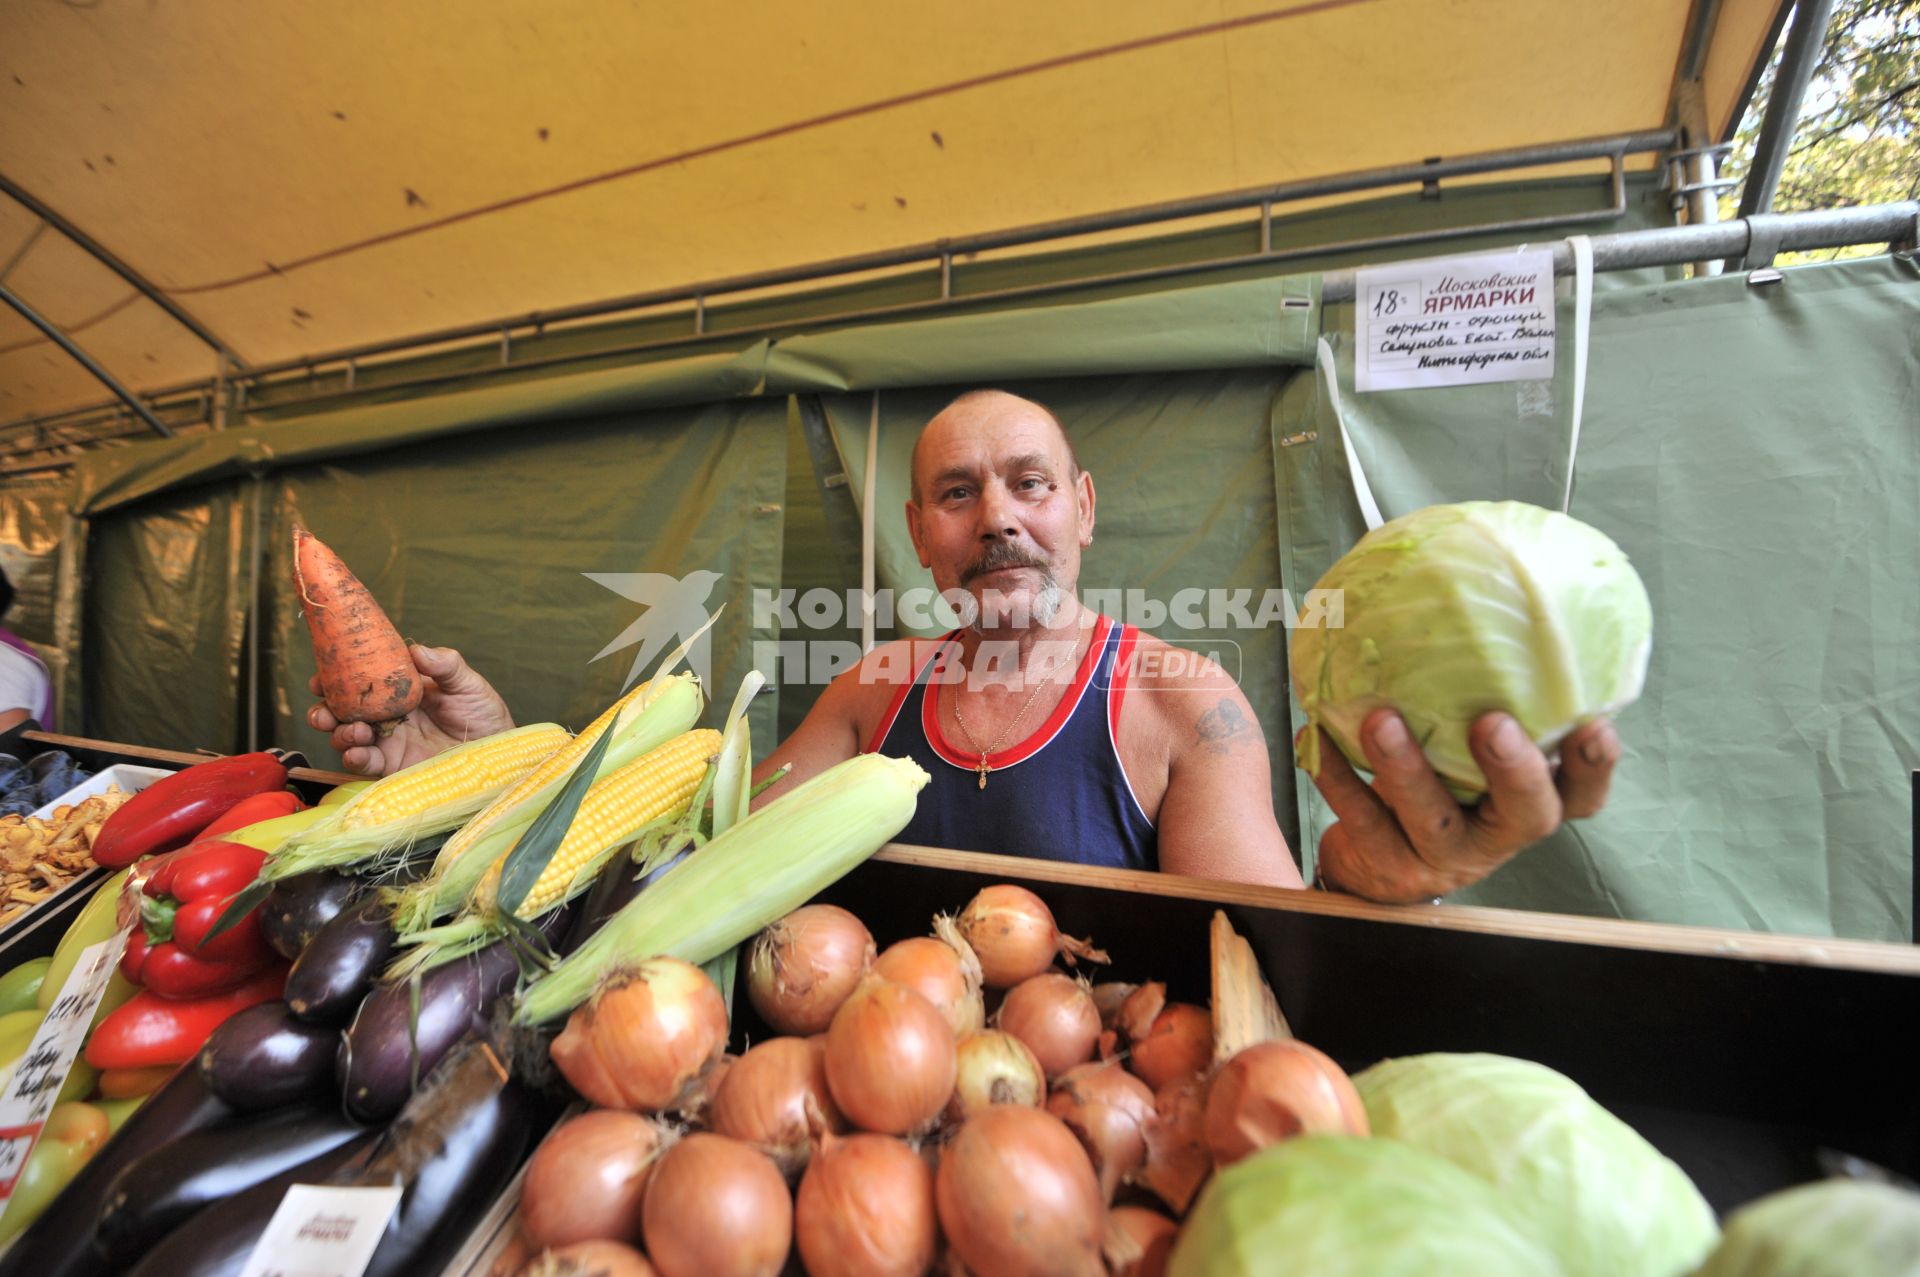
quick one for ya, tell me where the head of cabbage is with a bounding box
[1290,501,1652,797]
[1169,1135,1568,1277]
[1691,1179,1920,1277]
[1355,1053,1717,1277]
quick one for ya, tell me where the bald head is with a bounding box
[910,390,1079,505]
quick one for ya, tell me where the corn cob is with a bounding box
[261,722,569,882]
[515,753,929,1024]
[391,674,703,933]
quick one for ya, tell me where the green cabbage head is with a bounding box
[1356,1053,1717,1277]
[1168,1135,1566,1277]
[1290,501,1652,796]
[1692,1179,1920,1276]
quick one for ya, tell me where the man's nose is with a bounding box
[976,485,1019,539]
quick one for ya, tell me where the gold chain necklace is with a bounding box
[948,632,1085,790]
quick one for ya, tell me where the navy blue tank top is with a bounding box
[867,615,1158,871]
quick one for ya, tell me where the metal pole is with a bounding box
[0,172,244,365]
[245,474,264,753]
[0,281,175,438]
[1736,0,1837,219]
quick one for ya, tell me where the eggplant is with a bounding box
[562,841,690,953]
[95,1099,368,1268]
[0,1063,234,1277]
[260,869,361,961]
[123,1130,381,1277]
[197,1000,340,1109]
[285,894,396,1024]
[352,1034,563,1277]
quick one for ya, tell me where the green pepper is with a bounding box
[98,1093,147,1133]
[40,869,131,1012]
[0,1009,97,1102]
[0,957,51,1015]
[0,1101,110,1244]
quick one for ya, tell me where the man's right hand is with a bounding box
[306,644,515,777]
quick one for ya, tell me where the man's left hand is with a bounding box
[1304,708,1620,904]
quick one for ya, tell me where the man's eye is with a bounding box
[943,487,972,501]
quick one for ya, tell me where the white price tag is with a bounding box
[0,931,127,1204]
[238,1183,404,1277]
[1355,250,1556,391]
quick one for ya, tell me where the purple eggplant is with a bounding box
[337,940,521,1124]
[197,1000,340,1110]
[563,842,690,953]
[0,1063,234,1277]
[95,1099,367,1267]
[285,894,396,1024]
[260,870,361,961]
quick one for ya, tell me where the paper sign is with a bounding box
[0,932,127,1203]
[1355,250,1556,391]
[238,1183,404,1277]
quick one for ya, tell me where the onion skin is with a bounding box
[997,973,1101,1079]
[1102,1206,1175,1277]
[641,1133,792,1277]
[550,958,729,1113]
[748,904,876,1035]
[518,1110,663,1251]
[826,980,958,1136]
[1090,982,1140,1031]
[708,1036,844,1176]
[873,936,985,1038]
[796,1132,939,1277]
[934,1106,1105,1277]
[957,884,1107,989]
[1138,1072,1211,1214]
[1204,1039,1369,1166]
[1126,1003,1212,1094]
[947,1029,1046,1123]
[518,1240,659,1277]
[1046,1060,1157,1201]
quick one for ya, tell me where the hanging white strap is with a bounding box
[859,391,880,654]
[1317,336,1385,531]
[1560,233,1594,513]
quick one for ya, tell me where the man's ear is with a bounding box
[1076,470,1096,546]
[904,500,932,568]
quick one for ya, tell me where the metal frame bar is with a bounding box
[0,282,174,438]
[0,173,242,365]
[1736,0,1838,220]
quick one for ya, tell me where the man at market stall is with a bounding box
[309,390,1622,902]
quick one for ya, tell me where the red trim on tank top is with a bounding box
[922,616,1113,772]
[1105,624,1155,829]
[863,633,960,754]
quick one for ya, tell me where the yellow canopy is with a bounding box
[0,0,1782,426]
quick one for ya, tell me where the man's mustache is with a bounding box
[962,543,1051,586]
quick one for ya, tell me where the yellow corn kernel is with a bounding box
[476,728,722,919]
[342,723,571,830]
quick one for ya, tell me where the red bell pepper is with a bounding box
[195,789,305,841]
[91,752,289,868]
[84,966,287,1071]
[121,839,276,998]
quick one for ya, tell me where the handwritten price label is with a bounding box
[1354,250,1556,391]
[0,932,126,1204]
[238,1183,403,1277]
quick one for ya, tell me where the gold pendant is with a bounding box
[976,757,990,790]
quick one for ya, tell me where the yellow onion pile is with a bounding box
[519,882,1373,1277]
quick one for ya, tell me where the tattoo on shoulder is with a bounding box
[1195,699,1252,755]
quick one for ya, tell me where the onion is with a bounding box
[997,972,1101,1078]
[1138,1073,1210,1214]
[1045,1060,1156,1200]
[1204,1039,1369,1166]
[550,957,729,1113]
[747,904,876,1035]
[641,1133,792,1277]
[947,1029,1046,1122]
[518,1240,659,1277]
[956,884,1108,988]
[1102,1206,1176,1277]
[825,979,958,1135]
[795,1131,939,1277]
[1118,985,1212,1093]
[1090,981,1140,1031]
[934,1105,1104,1277]
[707,1035,844,1176]
[518,1110,666,1251]
[872,925,985,1038]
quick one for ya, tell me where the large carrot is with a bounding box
[294,525,423,736]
